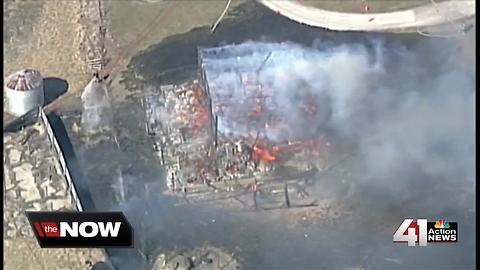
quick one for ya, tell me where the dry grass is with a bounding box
[3,1,44,49]
[4,0,90,114]
[104,0,246,100]
[4,237,105,270]
[106,0,245,53]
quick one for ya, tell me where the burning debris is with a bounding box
[199,42,332,143]
[139,43,342,213]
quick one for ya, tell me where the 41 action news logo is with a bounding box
[393,218,458,246]
[26,212,133,248]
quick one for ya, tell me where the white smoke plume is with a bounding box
[201,39,475,191]
[106,32,476,270]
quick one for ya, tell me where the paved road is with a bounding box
[258,0,475,32]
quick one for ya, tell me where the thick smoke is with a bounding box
[202,39,475,193]
[202,41,386,142]
[107,34,475,269]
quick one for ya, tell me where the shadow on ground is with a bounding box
[3,107,40,133]
[44,77,69,105]
[121,1,418,87]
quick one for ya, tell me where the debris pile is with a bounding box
[142,78,331,210]
[140,43,341,211]
[151,246,240,270]
[78,0,107,72]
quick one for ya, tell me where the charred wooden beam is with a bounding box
[214,115,218,148]
[284,183,291,208]
[160,148,165,165]
[253,179,259,210]
[261,201,318,211]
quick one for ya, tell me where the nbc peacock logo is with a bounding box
[434,219,450,229]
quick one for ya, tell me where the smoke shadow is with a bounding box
[44,77,69,105]
[122,1,418,86]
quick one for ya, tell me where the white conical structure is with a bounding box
[80,77,112,133]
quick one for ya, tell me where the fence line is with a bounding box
[39,107,119,269]
[39,107,84,212]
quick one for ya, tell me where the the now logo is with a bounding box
[26,212,133,248]
[33,221,121,238]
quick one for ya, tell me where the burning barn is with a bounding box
[198,42,332,143]
[198,42,332,169]
[143,42,334,209]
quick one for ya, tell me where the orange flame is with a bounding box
[227,164,237,173]
[190,106,209,132]
[250,104,262,118]
[252,145,277,162]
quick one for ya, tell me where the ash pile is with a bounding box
[141,43,344,211]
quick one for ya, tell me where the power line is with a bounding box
[211,0,232,33]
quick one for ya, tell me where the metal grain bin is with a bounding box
[5,69,44,116]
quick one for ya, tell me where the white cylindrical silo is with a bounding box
[5,69,45,116]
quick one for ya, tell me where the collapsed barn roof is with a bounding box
[198,42,331,142]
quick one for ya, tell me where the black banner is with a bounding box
[26,211,134,248]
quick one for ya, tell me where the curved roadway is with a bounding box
[257,0,475,32]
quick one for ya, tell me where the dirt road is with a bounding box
[258,0,475,31]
